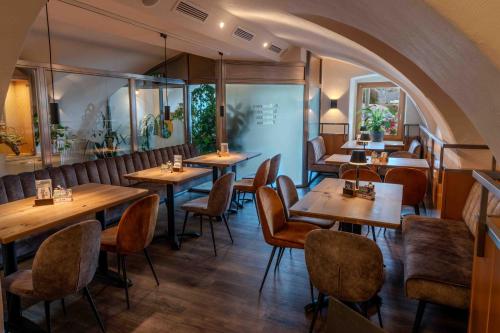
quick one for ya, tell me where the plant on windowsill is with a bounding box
[0,123,23,155]
[363,106,386,142]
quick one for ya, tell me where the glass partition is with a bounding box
[48,72,131,165]
[226,84,304,184]
[308,86,320,139]
[0,67,42,176]
[136,82,185,152]
[188,84,216,153]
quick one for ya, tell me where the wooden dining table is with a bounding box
[0,183,148,332]
[124,166,211,249]
[325,154,430,170]
[290,178,403,230]
[341,140,404,152]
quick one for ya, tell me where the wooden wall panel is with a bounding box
[440,168,475,220]
[322,134,347,155]
[309,55,322,87]
[224,61,305,84]
[188,55,215,83]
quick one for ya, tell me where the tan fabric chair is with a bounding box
[339,163,370,178]
[255,187,320,292]
[3,220,105,333]
[385,168,427,214]
[180,172,235,256]
[341,169,382,183]
[234,159,270,211]
[305,230,384,332]
[100,194,160,309]
[276,175,334,229]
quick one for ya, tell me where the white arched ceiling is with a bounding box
[214,0,500,160]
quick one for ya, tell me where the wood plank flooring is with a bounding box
[13,179,468,332]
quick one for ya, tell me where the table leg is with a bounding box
[212,166,219,182]
[166,184,180,250]
[95,211,131,288]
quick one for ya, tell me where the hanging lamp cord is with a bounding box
[161,32,168,106]
[45,3,56,102]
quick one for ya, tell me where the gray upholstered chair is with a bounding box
[180,172,235,256]
[100,194,160,309]
[3,220,105,333]
[276,175,334,229]
[305,230,384,333]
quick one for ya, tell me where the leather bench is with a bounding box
[0,143,207,266]
[307,136,339,184]
[402,172,500,331]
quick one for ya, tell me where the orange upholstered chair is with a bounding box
[234,159,270,211]
[341,169,382,183]
[385,168,427,214]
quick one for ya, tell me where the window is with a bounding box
[355,82,405,140]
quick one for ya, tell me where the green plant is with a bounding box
[363,106,386,133]
[51,124,72,152]
[191,84,216,153]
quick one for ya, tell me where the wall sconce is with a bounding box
[330,99,338,109]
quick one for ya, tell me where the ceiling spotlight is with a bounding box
[263,42,269,48]
[219,21,225,29]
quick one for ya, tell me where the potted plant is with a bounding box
[363,106,386,142]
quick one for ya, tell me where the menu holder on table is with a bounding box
[35,179,54,206]
[173,155,183,172]
[53,186,73,203]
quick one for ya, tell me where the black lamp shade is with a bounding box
[330,99,338,108]
[349,150,367,165]
[359,133,371,142]
[164,105,170,121]
[49,102,60,125]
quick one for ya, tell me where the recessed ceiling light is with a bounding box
[263,42,269,48]
[219,21,225,29]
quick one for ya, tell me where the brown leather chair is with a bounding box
[243,154,281,187]
[255,187,320,292]
[180,172,235,256]
[408,139,422,157]
[339,163,370,178]
[276,175,334,229]
[234,159,270,211]
[100,194,160,309]
[385,168,427,214]
[388,151,418,159]
[3,220,105,333]
[305,230,384,333]
[341,169,382,182]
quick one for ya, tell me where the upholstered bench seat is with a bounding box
[307,136,338,184]
[403,215,473,309]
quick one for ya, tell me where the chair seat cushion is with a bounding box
[181,196,209,214]
[274,222,320,248]
[234,178,256,192]
[100,226,119,253]
[3,270,34,297]
[402,215,473,309]
[289,215,335,229]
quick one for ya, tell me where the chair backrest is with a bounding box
[339,163,370,178]
[408,139,422,157]
[266,154,282,185]
[384,168,426,206]
[116,194,160,254]
[389,151,418,159]
[207,172,235,216]
[256,187,288,244]
[305,230,384,302]
[307,136,326,167]
[341,169,382,182]
[276,175,299,219]
[32,220,102,300]
[252,159,271,187]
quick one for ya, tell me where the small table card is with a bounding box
[173,155,183,172]
[53,186,73,203]
[35,179,54,206]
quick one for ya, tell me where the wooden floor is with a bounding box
[16,178,468,333]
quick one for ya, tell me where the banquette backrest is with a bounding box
[0,143,199,206]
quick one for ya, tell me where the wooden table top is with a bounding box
[124,166,211,185]
[291,178,403,229]
[341,140,404,151]
[0,183,148,244]
[184,152,261,168]
[325,154,430,170]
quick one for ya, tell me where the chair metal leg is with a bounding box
[371,226,377,242]
[44,301,51,333]
[144,249,159,286]
[222,214,233,244]
[414,205,421,215]
[179,211,189,249]
[83,286,106,333]
[422,201,427,215]
[208,217,217,256]
[274,247,285,273]
[412,301,426,333]
[61,298,66,316]
[309,293,325,333]
[376,300,383,328]
[259,246,277,293]
[121,255,130,309]
[309,279,315,304]
[199,214,203,235]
